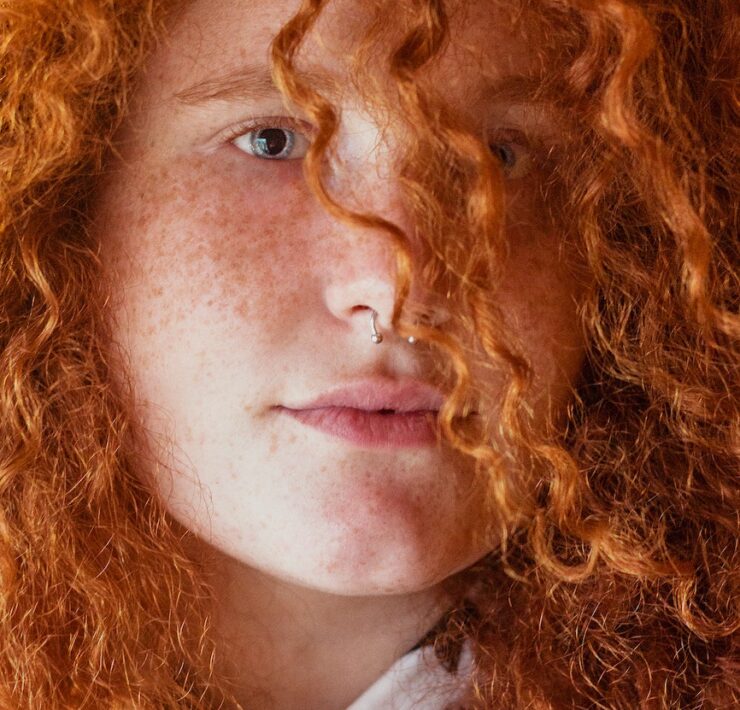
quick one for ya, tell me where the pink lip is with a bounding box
[277,377,445,448]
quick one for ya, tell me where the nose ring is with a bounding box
[370,309,417,345]
[370,309,383,344]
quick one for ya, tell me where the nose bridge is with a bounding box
[320,117,396,283]
[331,107,412,232]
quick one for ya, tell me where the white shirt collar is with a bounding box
[346,643,472,710]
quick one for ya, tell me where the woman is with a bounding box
[0,0,736,707]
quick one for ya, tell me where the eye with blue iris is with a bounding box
[232,124,311,160]
[490,143,516,169]
[488,132,532,178]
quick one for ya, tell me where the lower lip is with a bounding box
[279,406,439,448]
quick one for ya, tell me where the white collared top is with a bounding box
[346,643,473,710]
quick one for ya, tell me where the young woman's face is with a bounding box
[93,0,585,595]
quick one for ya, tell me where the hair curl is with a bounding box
[1,0,737,708]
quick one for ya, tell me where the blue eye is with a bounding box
[488,138,531,178]
[490,142,517,169]
[232,126,310,160]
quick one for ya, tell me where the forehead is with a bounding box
[149,0,533,106]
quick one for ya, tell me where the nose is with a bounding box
[321,230,399,343]
[321,123,450,344]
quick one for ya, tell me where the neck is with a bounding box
[195,541,451,710]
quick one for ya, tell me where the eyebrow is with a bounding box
[173,64,337,105]
[173,64,566,135]
[174,65,276,104]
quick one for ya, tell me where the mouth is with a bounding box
[277,405,439,448]
[276,376,448,448]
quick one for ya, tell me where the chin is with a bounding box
[275,527,477,597]
[282,562,457,597]
[173,483,483,596]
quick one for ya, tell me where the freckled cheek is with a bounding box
[189,170,325,332]
[106,159,321,322]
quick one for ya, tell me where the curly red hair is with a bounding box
[0,0,737,707]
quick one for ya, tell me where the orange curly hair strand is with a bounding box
[1,0,737,708]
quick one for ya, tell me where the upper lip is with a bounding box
[281,377,446,413]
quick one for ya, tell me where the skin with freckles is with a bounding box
[91,0,586,706]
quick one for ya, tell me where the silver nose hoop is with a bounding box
[370,309,384,344]
[370,309,416,345]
